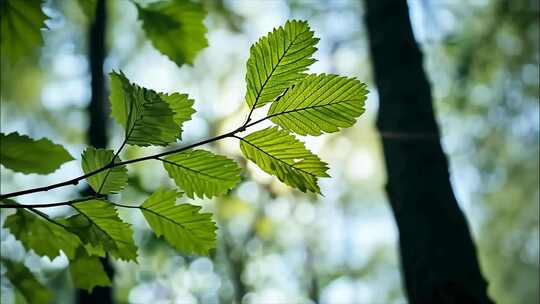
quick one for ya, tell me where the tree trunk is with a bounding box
[363,0,494,303]
[78,0,114,303]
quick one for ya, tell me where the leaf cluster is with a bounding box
[0,1,367,297]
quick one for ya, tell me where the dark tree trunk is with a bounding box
[78,0,114,303]
[363,0,494,303]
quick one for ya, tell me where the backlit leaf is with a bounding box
[81,147,128,195]
[136,0,208,67]
[0,132,73,174]
[69,248,111,292]
[67,200,138,262]
[0,0,47,62]
[4,209,81,260]
[162,149,241,199]
[159,92,196,140]
[239,127,329,193]
[109,71,181,146]
[245,20,318,109]
[268,74,367,136]
[141,189,217,255]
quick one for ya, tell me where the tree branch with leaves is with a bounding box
[0,12,367,299]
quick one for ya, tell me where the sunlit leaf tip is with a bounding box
[159,92,196,139]
[245,19,319,109]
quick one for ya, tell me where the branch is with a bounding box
[0,117,267,201]
[0,196,97,209]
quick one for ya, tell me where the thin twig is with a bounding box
[0,196,97,209]
[0,123,252,201]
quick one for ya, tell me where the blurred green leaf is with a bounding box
[136,0,208,67]
[109,71,181,146]
[0,132,73,174]
[2,259,52,304]
[141,189,217,255]
[81,147,128,195]
[163,149,241,199]
[268,74,367,136]
[239,127,329,193]
[67,200,138,262]
[245,20,318,109]
[4,209,81,260]
[0,0,47,63]
[69,248,111,292]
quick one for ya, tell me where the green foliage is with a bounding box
[0,17,367,298]
[81,147,128,194]
[109,71,184,146]
[268,74,368,136]
[0,0,47,63]
[162,149,241,199]
[66,200,138,261]
[136,0,208,67]
[245,20,318,109]
[4,209,80,260]
[159,92,196,139]
[69,249,111,292]
[239,127,329,193]
[2,259,52,304]
[0,132,73,174]
[141,189,217,255]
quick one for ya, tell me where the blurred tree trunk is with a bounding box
[77,0,114,303]
[363,0,494,303]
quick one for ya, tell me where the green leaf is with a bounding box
[162,149,241,199]
[69,248,111,292]
[239,127,329,193]
[159,92,196,140]
[67,200,138,262]
[2,259,52,304]
[136,0,208,67]
[81,147,128,195]
[0,132,74,174]
[0,0,47,63]
[268,74,368,136]
[109,71,181,146]
[141,189,217,255]
[4,209,81,260]
[245,20,318,109]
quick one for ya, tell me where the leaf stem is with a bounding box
[109,202,140,209]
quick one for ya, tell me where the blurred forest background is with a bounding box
[1,0,538,303]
